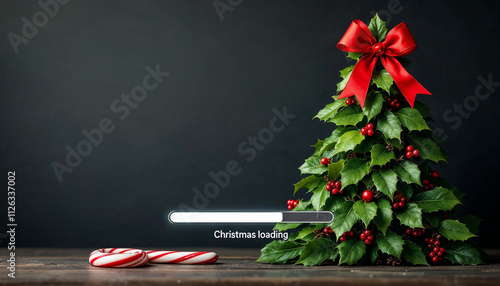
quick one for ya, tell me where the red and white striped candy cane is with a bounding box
[89,248,148,268]
[145,250,218,264]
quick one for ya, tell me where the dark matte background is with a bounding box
[1,0,499,249]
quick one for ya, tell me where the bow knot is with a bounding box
[337,20,431,108]
[371,42,385,56]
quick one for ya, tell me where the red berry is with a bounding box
[406,228,412,235]
[432,170,440,178]
[440,247,446,253]
[334,181,342,188]
[429,239,436,244]
[434,240,440,246]
[365,239,372,245]
[366,123,374,129]
[428,184,435,190]
[287,200,292,205]
[293,201,298,207]
[396,103,401,108]
[406,151,413,159]
[332,188,339,195]
[424,238,430,243]
[287,205,292,210]
[366,129,375,137]
[361,128,367,136]
[367,235,374,241]
[400,197,406,203]
[393,203,399,209]
[364,230,371,235]
[346,99,352,105]
[386,97,392,102]
[429,252,436,257]
[413,150,419,157]
[360,233,366,240]
[340,236,345,242]
[432,256,439,263]
[349,231,354,236]
[321,157,329,166]
[398,202,405,208]
[427,244,433,248]
[326,184,333,191]
[338,189,344,194]
[390,101,396,107]
[412,231,419,237]
[422,179,429,185]
[406,145,414,152]
[437,251,443,257]
[433,247,440,253]
[362,190,374,202]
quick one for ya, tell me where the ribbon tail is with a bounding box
[382,57,431,108]
[338,54,377,108]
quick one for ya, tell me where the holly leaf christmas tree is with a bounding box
[257,15,483,266]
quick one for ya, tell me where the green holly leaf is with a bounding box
[406,132,447,163]
[445,241,483,265]
[353,201,378,228]
[386,137,404,149]
[412,187,460,212]
[295,227,316,242]
[347,52,363,61]
[257,240,304,264]
[293,199,312,211]
[337,239,366,265]
[354,136,379,154]
[330,201,358,238]
[368,13,388,41]
[372,69,393,94]
[372,168,398,198]
[330,105,364,126]
[462,215,481,234]
[394,108,430,132]
[333,131,365,156]
[369,245,380,265]
[340,158,371,187]
[314,100,345,121]
[396,203,424,228]
[402,241,429,265]
[397,182,413,200]
[314,126,354,156]
[374,199,393,235]
[362,175,374,189]
[293,175,323,195]
[328,160,344,181]
[414,101,432,119]
[438,220,477,241]
[423,213,441,228]
[297,238,337,266]
[337,65,354,92]
[273,223,302,231]
[377,111,402,140]
[311,188,330,211]
[370,144,395,167]
[363,92,384,121]
[375,230,404,259]
[299,156,328,175]
[394,161,421,186]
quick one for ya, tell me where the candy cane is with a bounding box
[145,250,218,264]
[89,248,148,268]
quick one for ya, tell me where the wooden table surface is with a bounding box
[2,248,500,285]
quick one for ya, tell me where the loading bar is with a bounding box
[169,211,334,224]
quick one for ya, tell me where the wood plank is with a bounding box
[2,248,500,285]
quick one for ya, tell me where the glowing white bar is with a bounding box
[169,212,283,223]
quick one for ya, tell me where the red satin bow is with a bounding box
[337,20,431,108]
